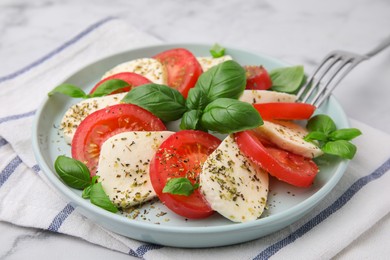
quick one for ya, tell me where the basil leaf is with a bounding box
[180,110,205,131]
[90,79,130,97]
[91,175,99,184]
[329,128,362,141]
[186,87,209,110]
[321,140,357,159]
[163,177,198,196]
[90,183,118,213]
[122,83,187,122]
[270,65,305,93]
[202,60,246,100]
[305,114,361,159]
[82,185,92,199]
[306,114,337,135]
[48,84,88,98]
[304,131,328,142]
[210,43,225,58]
[54,156,91,189]
[201,98,263,134]
[188,60,246,110]
[83,175,100,199]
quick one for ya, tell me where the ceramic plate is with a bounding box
[32,43,350,248]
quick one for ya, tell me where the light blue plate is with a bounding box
[32,43,350,248]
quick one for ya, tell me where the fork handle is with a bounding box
[365,35,390,58]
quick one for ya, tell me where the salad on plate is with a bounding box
[48,44,361,223]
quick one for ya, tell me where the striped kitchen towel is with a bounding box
[0,17,389,259]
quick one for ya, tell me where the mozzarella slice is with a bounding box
[200,135,269,223]
[255,120,323,158]
[197,55,233,72]
[101,58,167,84]
[60,93,126,144]
[97,131,174,208]
[239,90,297,104]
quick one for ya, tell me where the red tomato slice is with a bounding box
[235,130,319,187]
[253,102,316,121]
[72,104,166,176]
[244,65,272,90]
[153,48,203,98]
[89,72,151,95]
[149,130,221,219]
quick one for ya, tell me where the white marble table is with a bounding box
[1,0,389,259]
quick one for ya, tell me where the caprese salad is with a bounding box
[49,44,361,223]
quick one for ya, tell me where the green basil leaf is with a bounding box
[180,110,205,131]
[270,65,305,93]
[91,175,100,184]
[188,60,246,110]
[54,155,91,189]
[306,114,337,135]
[304,131,328,142]
[122,83,187,122]
[82,185,92,199]
[210,43,225,58]
[90,79,130,97]
[48,84,88,98]
[329,128,362,141]
[82,176,100,199]
[163,177,198,196]
[90,183,118,213]
[186,87,210,110]
[201,98,263,134]
[321,140,357,159]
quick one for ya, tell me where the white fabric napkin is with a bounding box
[0,17,389,259]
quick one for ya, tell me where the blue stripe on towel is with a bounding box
[0,17,118,125]
[0,137,8,147]
[253,157,390,260]
[32,164,41,173]
[128,249,139,257]
[136,244,164,257]
[0,110,36,125]
[128,244,164,258]
[47,203,75,232]
[0,16,117,84]
[0,156,22,187]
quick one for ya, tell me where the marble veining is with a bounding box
[0,222,132,260]
[1,229,48,259]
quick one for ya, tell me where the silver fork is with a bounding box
[296,36,390,107]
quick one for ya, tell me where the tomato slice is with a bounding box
[253,102,316,121]
[72,104,166,176]
[235,130,319,187]
[244,65,272,90]
[153,48,203,98]
[89,72,151,95]
[149,130,221,219]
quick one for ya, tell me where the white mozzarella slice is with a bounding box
[255,120,323,158]
[60,93,126,144]
[101,58,167,84]
[200,135,269,223]
[239,90,297,104]
[97,131,174,208]
[196,55,233,72]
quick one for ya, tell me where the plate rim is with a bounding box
[31,42,350,242]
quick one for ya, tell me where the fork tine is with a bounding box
[296,52,339,103]
[297,36,390,107]
[313,58,361,107]
[298,51,366,107]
